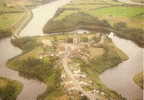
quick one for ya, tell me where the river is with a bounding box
[0,0,143,100]
[100,33,143,100]
[20,0,71,36]
[0,0,71,100]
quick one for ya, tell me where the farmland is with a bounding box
[0,1,29,39]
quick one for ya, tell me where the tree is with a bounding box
[114,22,127,31]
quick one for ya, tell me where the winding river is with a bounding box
[20,0,71,36]
[100,33,143,100]
[0,0,143,100]
[0,0,71,100]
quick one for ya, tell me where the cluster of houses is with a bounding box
[61,61,106,99]
[38,34,107,99]
[61,65,90,93]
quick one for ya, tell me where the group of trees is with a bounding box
[0,78,22,100]
[44,12,111,34]
[11,37,41,52]
[18,56,59,81]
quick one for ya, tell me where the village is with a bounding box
[37,32,112,100]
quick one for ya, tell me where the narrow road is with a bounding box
[62,44,96,100]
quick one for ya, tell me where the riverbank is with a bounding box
[43,0,144,47]
[100,33,143,100]
[0,77,22,100]
[7,32,128,100]
[133,72,143,89]
[0,5,32,39]
[0,37,47,100]
[20,0,72,36]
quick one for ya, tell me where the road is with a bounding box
[62,44,97,100]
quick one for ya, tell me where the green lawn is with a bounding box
[0,77,23,100]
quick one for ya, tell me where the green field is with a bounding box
[55,6,144,20]
[0,77,22,100]
[0,13,26,30]
[52,0,144,28]
[0,2,28,39]
[133,72,143,89]
[44,0,144,47]
[87,7,144,17]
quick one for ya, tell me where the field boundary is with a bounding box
[12,7,33,36]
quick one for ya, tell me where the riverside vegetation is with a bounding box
[0,77,22,100]
[133,72,144,89]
